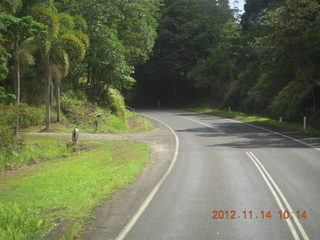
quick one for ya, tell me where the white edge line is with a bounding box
[246,152,300,240]
[249,152,309,240]
[178,116,223,134]
[225,118,320,151]
[115,114,179,240]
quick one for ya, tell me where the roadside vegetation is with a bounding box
[0,135,150,239]
[136,0,320,129]
[186,107,320,137]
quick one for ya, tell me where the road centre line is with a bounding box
[178,116,223,134]
[115,114,180,240]
[246,152,309,240]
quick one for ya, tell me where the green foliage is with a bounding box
[107,87,126,119]
[270,80,313,120]
[0,202,52,240]
[0,0,23,14]
[135,0,320,124]
[0,124,17,169]
[0,136,71,169]
[32,6,60,44]
[60,90,92,125]
[59,34,86,60]
[0,48,9,81]
[58,12,74,34]
[0,103,44,130]
[72,15,87,32]
[0,87,15,103]
[135,0,234,105]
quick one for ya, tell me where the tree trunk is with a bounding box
[46,54,51,130]
[14,54,21,137]
[56,83,61,122]
[15,57,20,105]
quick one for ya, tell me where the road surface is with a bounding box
[118,110,320,240]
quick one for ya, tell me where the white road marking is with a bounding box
[115,114,180,240]
[178,116,223,134]
[225,118,320,151]
[246,152,310,240]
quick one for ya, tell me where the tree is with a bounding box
[53,13,88,122]
[135,0,233,105]
[31,6,87,128]
[0,14,47,105]
[55,0,161,104]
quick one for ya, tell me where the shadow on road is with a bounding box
[176,120,320,149]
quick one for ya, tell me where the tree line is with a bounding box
[0,0,161,130]
[135,0,320,123]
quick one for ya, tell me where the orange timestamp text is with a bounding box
[211,210,308,220]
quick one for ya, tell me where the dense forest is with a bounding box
[136,0,320,125]
[0,0,161,132]
[1,0,320,132]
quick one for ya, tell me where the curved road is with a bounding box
[116,109,320,240]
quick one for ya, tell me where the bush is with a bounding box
[106,88,126,119]
[61,91,97,125]
[0,103,44,129]
[0,125,17,169]
[270,80,312,121]
[0,202,52,240]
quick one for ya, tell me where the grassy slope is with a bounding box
[22,111,154,134]
[185,107,320,136]
[0,136,150,239]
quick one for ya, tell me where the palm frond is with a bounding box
[72,31,90,49]
[0,0,22,14]
[59,34,86,60]
[61,50,69,77]
[31,6,60,42]
[20,37,38,54]
[51,46,69,78]
[73,15,87,32]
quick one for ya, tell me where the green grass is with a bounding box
[0,202,52,240]
[185,107,320,136]
[21,111,154,134]
[0,136,72,170]
[0,136,151,239]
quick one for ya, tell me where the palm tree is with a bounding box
[52,13,88,122]
[32,7,87,129]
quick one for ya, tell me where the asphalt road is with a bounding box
[117,110,320,240]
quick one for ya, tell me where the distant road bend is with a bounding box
[117,109,320,240]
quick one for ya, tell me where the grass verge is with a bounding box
[0,136,72,170]
[22,111,154,134]
[0,136,151,239]
[185,107,320,136]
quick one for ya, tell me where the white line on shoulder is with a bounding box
[115,114,180,240]
[226,118,319,151]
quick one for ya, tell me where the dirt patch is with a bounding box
[127,117,142,130]
[69,144,96,153]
